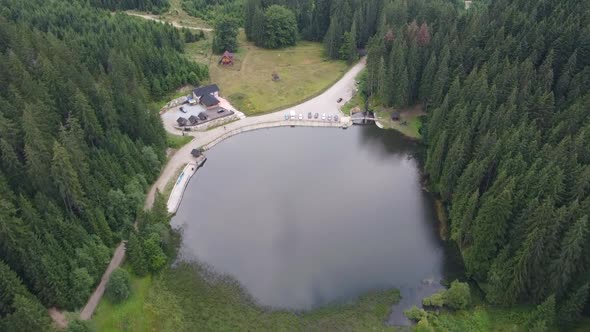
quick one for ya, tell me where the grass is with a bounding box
[166,132,193,149]
[91,273,153,332]
[184,37,213,66]
[91,263,401,331]
[374,104,425,140]
[424,305,533,332]
[206,33,349,116]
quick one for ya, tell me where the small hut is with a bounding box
[191,149,202,158]
[219,51,234,65]
[391,111,401,121]
[188,115,199,125]
[177,117,188,126]
[198,112,208,121]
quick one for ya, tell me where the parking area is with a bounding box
[161,95,246,132]
[283,111,342,123]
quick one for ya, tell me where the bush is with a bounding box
[67,319,92,332]
[404,305,427,321]
[423,291,445,307]
[445,281,471,310]
[105,268,131,303]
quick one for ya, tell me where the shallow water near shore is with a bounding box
[172,126,458,325]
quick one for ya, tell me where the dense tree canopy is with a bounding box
[361,0,590,326]
[0,0,207,328]
[212,15,240,54]
[260,5,297,49]
[90,0,170,13]
[182,0,244,25]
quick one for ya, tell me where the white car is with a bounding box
[321,113,326,120]
[285,113,289,120]
[328,114,332,121]
[298,113,303,120]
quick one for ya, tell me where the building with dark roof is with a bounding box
[200,93,220,108]
[191,149,202,157]
[188,115,199,125]
[192,84,219,99]
[177,117,188,126]
[391,111,401,121]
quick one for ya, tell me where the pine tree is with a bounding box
[51,141,84,214]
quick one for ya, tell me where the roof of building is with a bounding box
[191,149,201,157]
[188,115,199,124]
[200,93,220,107]
[222,50,234,58]
[193,84,219,98]
[177,117,188,125]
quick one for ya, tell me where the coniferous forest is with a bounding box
[0,0,207,330]
[0,0,589,330]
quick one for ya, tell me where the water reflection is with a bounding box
[172,126,456,326]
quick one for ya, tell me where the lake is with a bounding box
[172,126,456,325]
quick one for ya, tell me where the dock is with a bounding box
[166,155,206,214]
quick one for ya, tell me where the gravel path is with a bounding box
[79,242,126,320]
[126,12,213,31]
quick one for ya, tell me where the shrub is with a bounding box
[445,281,471,310]
[423,290,445,307]
[404,305,427,321]
[67,319,92,332]
[105,268,131,303]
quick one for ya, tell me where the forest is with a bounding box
[361,0,590,328]
[0,0,207,330]
[1,0,589,330]
[89,0,170,13]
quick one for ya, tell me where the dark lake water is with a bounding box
[172,126,458,325]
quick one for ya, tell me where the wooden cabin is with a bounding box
[219,51,234,65]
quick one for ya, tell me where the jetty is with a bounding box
[167,155,207,214]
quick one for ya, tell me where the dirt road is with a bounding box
[79,242,126,320]
[126,12,213,31]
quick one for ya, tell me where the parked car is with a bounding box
[314,113,319,119]
[308,112,312,119]
[329,114,334,121]
[299,113,303,120]
[337,98,343,103]
[321,113,326,120]
[180,106,186,113]
[217,109,225,114]
[334,115,339,122]
[285,113,289,120]
[290,110,296,120]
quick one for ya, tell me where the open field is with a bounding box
[206,34,349,115]
[91,263,400,331]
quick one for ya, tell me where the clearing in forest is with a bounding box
[204,33,348,116]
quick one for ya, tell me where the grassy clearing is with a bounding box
[166,132,193,149]
[92,263,400,331]
[91,274,153,332]
[374,104,425,140]
[208,33,349,116]
[425,305,533,331]
[184,37,213,66]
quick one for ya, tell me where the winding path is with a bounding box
[76,59,365,324]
